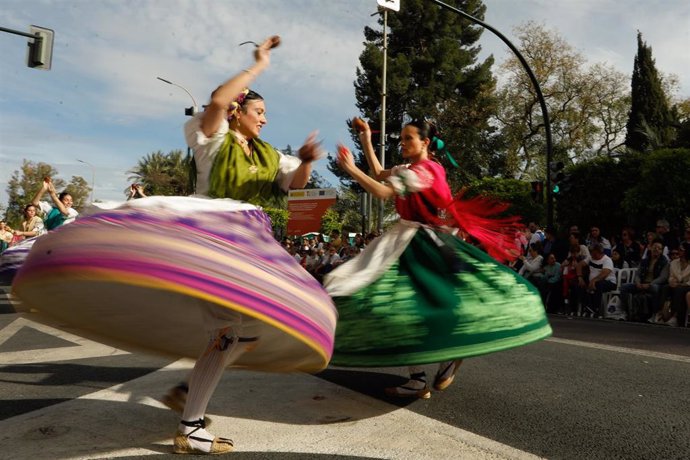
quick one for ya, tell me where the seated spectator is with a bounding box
[287,245,301,263]
[614,227,641,268]
[586,226,612,256]
[299,237,311,253]
[353,233,366,249]
[0,221,13,253]
[338,238,352,258]
[508,226,528,271]
[314,245,341,280]
[566,230,590,264]
[656,242,690,326]
[542,225,568,264]
[562,243,585,315]
[528,222,545,247]
[13,204,45,242]
[621,241,669,321]
[518,242,544,283]
[329,229,343,252]
[576,243,617,317]
[611,247,629,269]
[656,218,679,252]
[304,248,320,273]
[315,233,326,250]
[540,253,562,313]
[641,231,668,261]
[31,177,78,230]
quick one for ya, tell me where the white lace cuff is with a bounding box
[386,165,433,196]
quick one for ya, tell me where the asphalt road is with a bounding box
[1,284,688,459]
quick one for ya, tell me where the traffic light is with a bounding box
[549,161,565,194]
[26,25,54,70]
[530,180,544,203]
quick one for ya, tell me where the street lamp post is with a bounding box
[157,77,198,193]
[427,0,555,227]
[156,76,198,116]
[77,159,95,203]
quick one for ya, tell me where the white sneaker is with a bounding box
[647,315,658,324]
[665,316,678,327]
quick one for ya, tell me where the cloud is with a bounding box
[1,0,689,208]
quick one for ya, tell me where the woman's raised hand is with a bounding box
[351,117,370,135]
[254,35,280,68]
[336,144,356,173]
[298,131,325,163]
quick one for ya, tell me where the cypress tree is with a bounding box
[624,32,675,152]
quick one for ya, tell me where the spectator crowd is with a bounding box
[2,182,688,330]
[509,220,690,328]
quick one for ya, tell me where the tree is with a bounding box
[552,156,643,236]
[330,0,497,192]
[622,148,690,229]
[495,22,630,181]
[624,32,675,152]
[465,177,544,226]
[4,160,90,227]
[304,170,332,190]
[671,97,690,149]
[128,150,192,197]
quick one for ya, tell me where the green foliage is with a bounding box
[329,188,368,234]
[4,160,90,227]
[553,155,642,236]
[625,32,675,152]
[263,207,289,239]
[128,150,192,197]
[622,148,690,229]
[63,176,91,210]
[465,177,544,225]
[320,208,342,236]
[551,150,690,235]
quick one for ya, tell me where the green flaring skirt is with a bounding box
[323,221,551,367]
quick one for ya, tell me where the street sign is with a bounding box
[377,0,400,12]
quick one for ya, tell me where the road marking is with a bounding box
[0,316,128,364]
[546,337,690,363]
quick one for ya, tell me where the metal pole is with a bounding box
[77,159,95,202]
[426,0,554,227]
[157,77,198,193]
[156,77,198,113]
[377,8,389,233]
[0,26,41,39]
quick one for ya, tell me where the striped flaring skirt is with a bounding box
[13,196,337,373]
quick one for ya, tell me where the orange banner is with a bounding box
[287,188,337,236]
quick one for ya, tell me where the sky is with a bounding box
[1,0,689,207]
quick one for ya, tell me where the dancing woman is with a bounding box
[184,35,320,207]
[326,119,551,398]
[12,36,336,455]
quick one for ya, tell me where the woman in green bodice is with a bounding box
[184,35,322,208]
